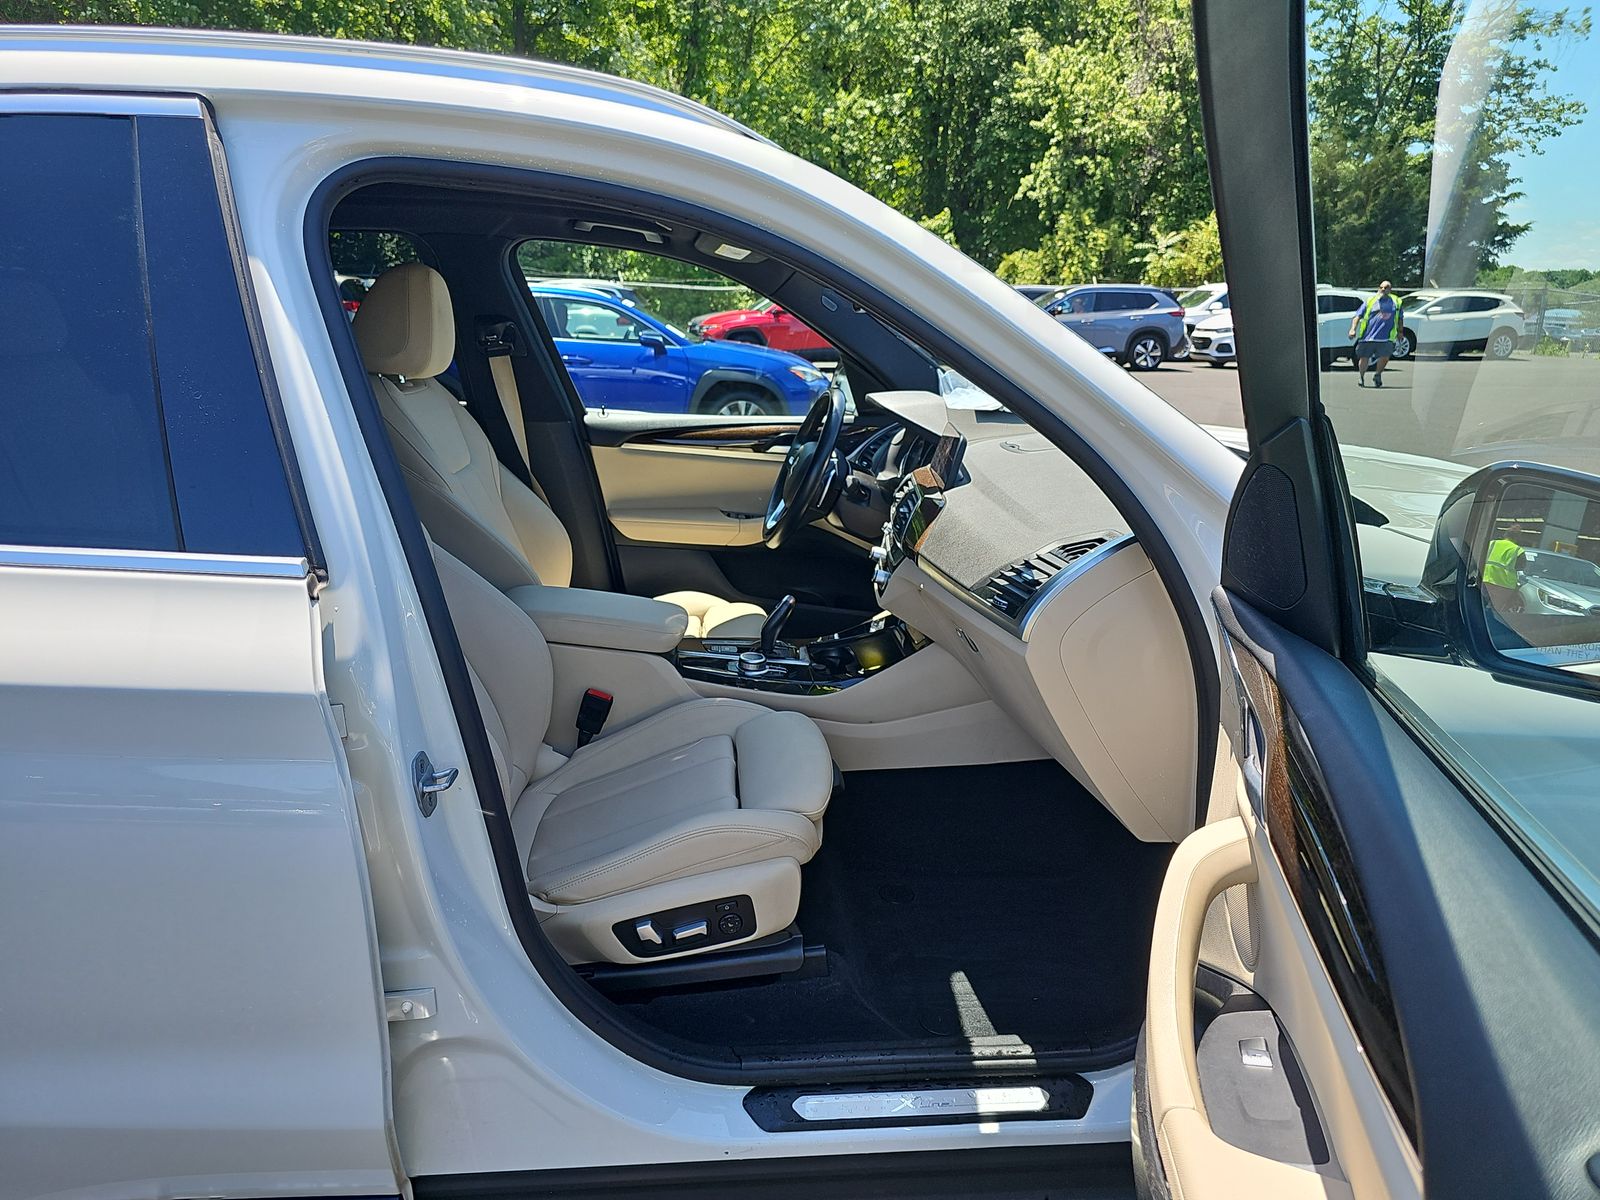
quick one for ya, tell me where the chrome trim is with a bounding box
[791,1085,1052,1122]
[0,545,310,579]
[0,92,204,117]
[1016,534,1137,641]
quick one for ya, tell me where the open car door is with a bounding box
[1138,4,1600,1198]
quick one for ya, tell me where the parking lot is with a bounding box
[1140,352,1600,464]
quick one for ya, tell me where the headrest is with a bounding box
[0,274,68,357]
[353,262,455,379]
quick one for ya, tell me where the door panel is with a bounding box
[590,436,782,547]
[0,559,397,1200]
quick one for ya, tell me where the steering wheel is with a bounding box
[763,387,847,548]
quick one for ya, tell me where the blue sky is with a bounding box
[1499,18,1600,269]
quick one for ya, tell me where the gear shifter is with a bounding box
[760,594,797,658]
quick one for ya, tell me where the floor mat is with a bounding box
[613,760,1174,1062]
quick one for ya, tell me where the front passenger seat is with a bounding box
[434,543,833,964]
[354,262,768,639]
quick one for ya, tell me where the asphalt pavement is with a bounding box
[1137,351,1600,468]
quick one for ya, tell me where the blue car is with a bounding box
[532,286,829,416]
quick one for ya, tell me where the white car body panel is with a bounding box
[0,28,1243,1185]
[0,558,398,1200]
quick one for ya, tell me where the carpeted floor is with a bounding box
[613,760,1175,1062]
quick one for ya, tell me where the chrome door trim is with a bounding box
[0,545,310,579]
[0,92,204,117]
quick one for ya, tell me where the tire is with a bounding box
[1320,348,1334,371]
[698,386,781,418]
[725,329,766,346]
[1393,329,1415,359]
[1205,358,1229,368]
[1124,330,1167,371]
[1487,327,1518,360]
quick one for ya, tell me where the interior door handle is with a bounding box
[561,354,592,366]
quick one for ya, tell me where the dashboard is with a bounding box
[829,389,1199,843]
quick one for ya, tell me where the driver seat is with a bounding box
[354,263,768,639]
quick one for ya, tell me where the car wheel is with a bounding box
[1487,327,1518,360]
[725,329,766,346]
[1393,329,1414,359]
[1320,348,1334,371]
[1124,331,1167,371]
[1206,358,1228,368]
[701,387,780,418]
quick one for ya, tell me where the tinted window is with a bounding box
[0,111,304,557]
[0,116,178,550]
[1466,296,1503,312]
[1318,294,1363,314]
[1095,290,1156,312]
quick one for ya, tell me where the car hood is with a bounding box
[692,308,761,327]
[1192,313,1234,333]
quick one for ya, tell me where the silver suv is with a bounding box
[1039,283,1187,370]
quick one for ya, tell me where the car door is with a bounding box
[1316,292,1364,352]
[1091,289,1143,351]
[547,296,690,412]
[1138,6,1600,1198]
[1050,288,1101,346]
[0,97,398,1200]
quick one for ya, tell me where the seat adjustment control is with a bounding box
[613,894,755,957]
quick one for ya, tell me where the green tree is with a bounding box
[1307,0,1588,285]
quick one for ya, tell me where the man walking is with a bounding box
[1349,280,1403,387]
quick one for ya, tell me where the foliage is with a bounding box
[16,0,1590,291]
[1307,0,1589,286]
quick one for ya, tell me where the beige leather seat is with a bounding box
[354,263,767,639]
[435,544,833,964]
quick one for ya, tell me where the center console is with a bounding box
[674,613,921,694]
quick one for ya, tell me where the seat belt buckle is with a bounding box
[575,688,613,747]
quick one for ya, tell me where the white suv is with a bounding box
[1398,289,1525,359]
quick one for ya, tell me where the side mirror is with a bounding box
[638,330,669,354]
[1421,462,1600,694]
[768,306,786,318]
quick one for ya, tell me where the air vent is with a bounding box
[975,538,1107,620]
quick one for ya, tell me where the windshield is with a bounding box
[1177,287,1222,308]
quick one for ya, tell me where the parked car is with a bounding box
[688,297,834,359]
[1314,285,1374,368]
[525,276,643,306]
[1176,282,1228,338]
[1040,283,1188,370]
[533,286,828,415]
[1397,288,1525,359]
[1519,548,1600,616]
[1012,283,1063,303]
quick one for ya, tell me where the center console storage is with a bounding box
[675,614,921,694]
[508,584,689,653]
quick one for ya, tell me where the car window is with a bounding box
[1318,294,1362,314]
[558,299,642,342]
[0,110,303,557]
[1305,7,1600,921]
[517,240,830,422]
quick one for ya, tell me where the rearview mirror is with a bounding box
[1422,462,1600,693]
[638,330,668,354]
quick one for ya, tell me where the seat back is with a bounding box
[432,543,557,808]
[355,264,573,590]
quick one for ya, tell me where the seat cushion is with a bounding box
[655,589,768,640]
[514,699,830,906]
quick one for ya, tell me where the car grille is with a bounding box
[1192,334,1212,349]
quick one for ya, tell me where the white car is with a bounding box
[1177,282,1228,338]
[1191,285,1372,367]
[1520,549,1600,616]
[1397,289,1525,359]
[3,23,1598,1200]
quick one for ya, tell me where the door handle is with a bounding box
[561,354,592,366]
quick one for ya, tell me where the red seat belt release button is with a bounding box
[576,688,613,747]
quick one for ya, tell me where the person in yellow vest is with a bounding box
[1348,280,1404,388]
[1482,527,1530,615]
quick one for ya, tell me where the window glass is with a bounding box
[1307,4,1600,916]
[0,115,178,551]
[518,240,832,421]
[0,112,306,558]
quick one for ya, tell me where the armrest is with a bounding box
[507,585,689,654]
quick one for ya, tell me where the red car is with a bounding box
[688,299,834,359]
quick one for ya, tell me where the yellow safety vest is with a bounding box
[1483,538,1522,589]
